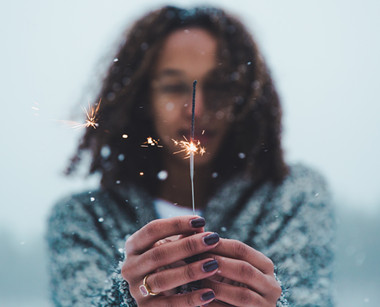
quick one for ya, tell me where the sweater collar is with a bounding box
[114,173,254,233]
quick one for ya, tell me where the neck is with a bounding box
[156,155,213,210]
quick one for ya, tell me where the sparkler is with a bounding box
[189,80,197,215]
[172,80,204,215]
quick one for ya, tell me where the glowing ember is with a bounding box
[141,137,163,148]
[60,99,102,129]
[78,99,101,129]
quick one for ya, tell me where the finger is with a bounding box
[206,301,233,307]
[153,235,182,247]
[136,232,220,274]
[210,255,270,296]
[142,289,216,307]
[140,258,218,294]
[203,278,266,307]
[211,238,275,274]
[125,216,205,255]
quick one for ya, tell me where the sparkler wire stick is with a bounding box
[190,80,197,215]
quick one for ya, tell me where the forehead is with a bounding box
[155,27,218,79]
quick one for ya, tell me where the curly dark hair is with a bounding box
[66,5,288,196]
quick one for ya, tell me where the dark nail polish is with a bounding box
[203,233,219,245]
[201,291,215,301]
[191,217,205,228]
[202,259,218,272]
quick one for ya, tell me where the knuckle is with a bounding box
[145,220,160,237]
[237,288,255,306]
[270,277,282,299]
[151,274,166,291]
[172,218,183,233]
[185,294,196,306]
[121,263,129,280]
[183,264,196,281]
[158,302,174,307]
[121,259,135,282]
[264,257,275,273]
[124,236,135,254]
[231,239,247,259]
[183,237,198,254]
[239,263,256,281]
[275,285,282,300]
[150,247,166,264]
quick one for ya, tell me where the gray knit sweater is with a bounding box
[46,163,335,306]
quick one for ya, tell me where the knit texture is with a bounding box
[46,163,334,306]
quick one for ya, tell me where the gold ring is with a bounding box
[139,274,159,297]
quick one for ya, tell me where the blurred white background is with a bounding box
[1,0,379,306]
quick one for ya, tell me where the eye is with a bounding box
[203,79,245,110]
[204,81,231,97]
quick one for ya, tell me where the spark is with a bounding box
[59,99,102,129]
[141,136,163,148]
[172,136,205,159]
[80,98,102,129]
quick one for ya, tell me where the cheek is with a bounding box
[152,110,182,145]
[164,101,175,112]
[157,108,183,131]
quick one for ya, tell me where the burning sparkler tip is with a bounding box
[172,136,206,159]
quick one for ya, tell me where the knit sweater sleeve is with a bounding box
[46,193,137,306]
[262,166,335,306]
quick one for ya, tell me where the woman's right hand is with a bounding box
[122,216,220,306]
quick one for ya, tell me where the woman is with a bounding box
[47,5,334,306]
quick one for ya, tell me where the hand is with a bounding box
[202,238,282,307]
[121,216,220,306]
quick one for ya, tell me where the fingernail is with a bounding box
[203,233,219,245]
[201,291,215,301]
[202,259,218,272]
[190,217,205,228]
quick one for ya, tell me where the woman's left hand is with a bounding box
[202,238,282,307]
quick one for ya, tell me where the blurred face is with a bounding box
[151,28,233,165]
